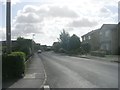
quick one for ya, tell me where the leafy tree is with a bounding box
[14,37,33,57]
[53,29,82,54]
[34,43,41,51]
[81,42,91,54]
[52,42,61,52]
[58,29,70,50]
[69,34,81,50]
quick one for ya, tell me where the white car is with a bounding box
[37,50,42,53]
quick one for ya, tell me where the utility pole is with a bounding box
[6,0,11,54]
[32,34,35,53]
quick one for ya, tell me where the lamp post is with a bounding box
[6,0,11,54]
[32,34,35,53]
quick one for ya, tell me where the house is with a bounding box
[1,40,17,47]
[0,40,17,53]
[81,29,100,51]
[99,24,118,54]
[118,22,120,55]
[1,39,34,54]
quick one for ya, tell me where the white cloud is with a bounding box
[100,7,111,14]
[23,5,37,13]
[47,5,78,18]
[12,4,78,38]
[12,23,43,37]
[68,18,98,28]
[15,13,41,23]
[10,0,118,45]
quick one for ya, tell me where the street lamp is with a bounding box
[32,34,35,53]
[6,0,11,54]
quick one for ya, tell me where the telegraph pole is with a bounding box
[32,34,35,53]
[6,0,12,54]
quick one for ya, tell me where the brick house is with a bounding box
[81,29,100,51]
[81,24,119,55]
[99,24,118,54]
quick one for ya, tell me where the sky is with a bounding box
[0,0,119,46]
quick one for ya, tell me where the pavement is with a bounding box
[77,54,119,63]
[2,53,46,89]
[39,51,118,88]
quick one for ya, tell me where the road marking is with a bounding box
[24,73,43,79]
[43,85,50,90]
[24,73,35,78]
[40,63,47,88]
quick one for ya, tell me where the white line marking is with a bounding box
[43,85,50,90]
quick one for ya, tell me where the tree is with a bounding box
[52,42,61,52]
[58,29,70,50]
[81,43,91,54]
[34,43,41,51]
[14,37,33,57]
[69,34,81,50]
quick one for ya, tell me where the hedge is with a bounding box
[2,52,26,79]
[90,51,106,57]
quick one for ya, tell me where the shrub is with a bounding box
[118,47,120,55]
[81,43,91,54]
[90,51,106,57]
[2,54,8,79]
[58,48,65,53]
[65,49,80,55]
[105,50,111,55]
[2,52,26,79]
[52,42,61,53]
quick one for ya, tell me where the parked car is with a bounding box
[37,50,42,53]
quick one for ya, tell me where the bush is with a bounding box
[105,50,111,55]
[2,52,26,79]
[2,54,8,79]
[118,47,120,55]
[66,49,80,55]
[58,48,66,53]
[81,43,91,54]
[90,51,106,57]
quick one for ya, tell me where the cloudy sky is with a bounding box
[0,0,119,45]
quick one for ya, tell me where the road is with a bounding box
[38,51,118,88]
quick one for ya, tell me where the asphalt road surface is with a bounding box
[38,51,118,88]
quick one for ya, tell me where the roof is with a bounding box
[0,40,17,44]
[100,24,117,31]
[81,29,100,37]
[81,24,117,38]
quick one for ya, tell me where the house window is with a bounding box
[83,37,85,41]
[88,36,91,39]
[101,44,106,50]
[106,44,109,50]
[100,31,102,35]
[105,30,110,37]
[106,43,111,51]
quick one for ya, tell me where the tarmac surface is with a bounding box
[39,51,118,88]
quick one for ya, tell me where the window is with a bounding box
[106,43,111,51]
[88,36,91,39]
[83,36,85,41]
[100,31,102,35]
[105,30,110,37]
